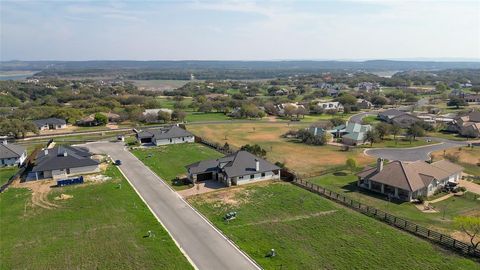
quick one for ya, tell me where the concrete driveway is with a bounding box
[81,141,260,270]
[365,139,468,161]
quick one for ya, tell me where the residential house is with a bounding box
[447,111,480,138]
[356,99,373,109]
[357,82,380,92]
[33,118,67,130]
[0,141,27,167]
[275,103,305,116]
[76,112,121,126]
[136,126,195,146]
[464,94,480,103]
[357,159,463,201]
[328,122,372,145]
[28,146,100,180]
[378,109,422,128]
[186,151,281,186]
[316,101,344,112]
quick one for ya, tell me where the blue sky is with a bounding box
[1,0,479,61]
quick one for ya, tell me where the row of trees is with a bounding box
[363,122,428,146]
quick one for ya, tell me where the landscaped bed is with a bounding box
[188,181,478,269]
[0,165,192,269]
[131,143,223,190]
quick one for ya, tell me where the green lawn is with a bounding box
[361,137,434,149]
[296,112,356,123]
[0,167,19,186]
[189,182,478,269]
[427,131,470,142]
[307,171,480,235]
[0,165,192,269]
[131,143,223,190]
[361,115,381,125]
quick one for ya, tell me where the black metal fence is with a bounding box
[293,178,480,258]
[196,136,235,155]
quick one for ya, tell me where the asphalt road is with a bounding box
[81,142,260,270]
[365,139,468,161]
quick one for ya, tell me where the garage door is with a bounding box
[197,172,213,181]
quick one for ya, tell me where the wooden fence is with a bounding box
[293,178,480,258]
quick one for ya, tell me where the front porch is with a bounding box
[358,179,412,201]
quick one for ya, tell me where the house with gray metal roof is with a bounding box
[327,122,372,145]
[33,118,67,130]
[136,126,194,146]
[357,158,463,201]
[29,146,99,180]
[186,151,280,186]
[0,141,27,167]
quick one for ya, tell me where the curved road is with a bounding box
[348,111,378,124]
[365,138,468,161]
[81,141,260,270]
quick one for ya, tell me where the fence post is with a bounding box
[415,225,418,232]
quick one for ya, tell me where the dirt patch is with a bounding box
[414,203,438,213]
[13,179,59,209]
[54,193,73,200]
[106,123,118,129]
[86,174,112,183]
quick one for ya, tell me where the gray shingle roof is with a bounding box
[0,143,26,159]
[33,118,66,128]
[378,109,405,118]
[186,151,280,178]
[137,126,193,140]
[32,146,98,172]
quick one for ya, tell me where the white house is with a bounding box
[0,141,27,167]
[186,151,281,186]
[316,101,344,112]
[33,118,67,130]
[136,126,195,146]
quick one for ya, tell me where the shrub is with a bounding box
[417,196,426,204]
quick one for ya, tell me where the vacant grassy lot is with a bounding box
[361,136,434,149]
[189,182,478,269]
[131,143,223,190]
[185,112,232,122]
[432,147,480,176]
[0,167,18,186]
[188,122,374,176]
[0,165,192,270]
[308,171,480,238]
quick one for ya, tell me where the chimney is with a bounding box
[2,140,7,145]
[44,149,49,155]
[63,151,68,157]
[255,159,260,171]
[376,158,384,172]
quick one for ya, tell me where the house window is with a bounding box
[239,176,243,179]
[182,137,185,141]
[261,172,266,177]
[250,174,254,179]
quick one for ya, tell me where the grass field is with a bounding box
[0,167,18,186]
[307,171,480,238]
[185,112,232,122]
[188,182,478,269]
[132,80,191,91]
[432,147,480,176]
[361,136,434,148]
[188,122,374,176]
[361,115,381,125]
[0,165,192,269]
[131,143,223,190]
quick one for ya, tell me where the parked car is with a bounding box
[115,160,122,166]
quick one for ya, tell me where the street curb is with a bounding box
[125,147,263,270]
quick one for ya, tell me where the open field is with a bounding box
[132,80,191,91]
[432,147,480,176]
[307,171,480,239]
[188,122,374,176]
[188,181,478,269]
[0,167,18,186]
[185,112,232,122]
[131,143,223,190]
[360,136,435,148]
[0,165,192,269]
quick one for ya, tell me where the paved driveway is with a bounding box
[365,139,468,161]
[81,142,259,270]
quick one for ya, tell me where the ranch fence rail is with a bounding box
[293,178,480,258]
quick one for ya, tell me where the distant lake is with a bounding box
[0,71,39,81]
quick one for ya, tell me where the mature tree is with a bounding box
[390,124,402,144]
[364,130,380,146]
[198,101,213,113]
[330,117,344,127]
[435,82,448,92]
[375,122,391,140]
[158,111,171,123]
[173,101,187,110]
[295,107,309,119]
[283,104,297,119]
[407,124,425,141]
[371,96,388,107]
[172,110,187,122]
[472,86,480,95]
[447,97,467,109]
[240,144,267,157]
[335,93,357,106]
[94,113,108,126]
[454,216,480,250]
[297,129,328,145]
[346,158,357,173]
[0,119,38,138]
